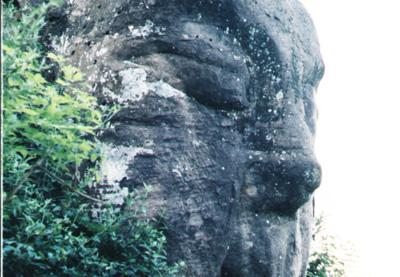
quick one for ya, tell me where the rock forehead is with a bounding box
[46,0,324,276]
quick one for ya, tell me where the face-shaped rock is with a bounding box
[46,0,324,276]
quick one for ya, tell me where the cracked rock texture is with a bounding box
[44,0,324,276]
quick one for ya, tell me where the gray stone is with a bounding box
[44,0,324,276]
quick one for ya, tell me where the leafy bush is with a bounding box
[307,216,346,277]
[2,2,181,276]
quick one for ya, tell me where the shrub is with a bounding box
[2,2,181,276]
[307,216,346,277]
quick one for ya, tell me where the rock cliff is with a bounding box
[44,1,324,276]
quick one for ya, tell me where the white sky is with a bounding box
[301,0,400,276]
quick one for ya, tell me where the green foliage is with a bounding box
[3,2,181,276]
[307,216,346,277]
[3,2,101,195]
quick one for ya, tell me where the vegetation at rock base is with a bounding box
[2,1,182,276]
[307,216,347,277]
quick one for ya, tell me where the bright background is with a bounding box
[301,0,400,276]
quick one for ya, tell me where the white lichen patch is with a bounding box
[114,66,186,104]
[99,143,154,205]
[151,80,186,98]
[119,67,149,101]
[51,34,73,56]
[276,90,284,101]
[128,20,165,38]
[95,47,108,57]
[245,185,258,197]
[172,168,183,178]
[244,241,254,250]
[195,231,207,240]
[188,213,204,227]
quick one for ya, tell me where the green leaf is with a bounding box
[14,147,29,158]
[62,65,83,82]
[47,52,64,63]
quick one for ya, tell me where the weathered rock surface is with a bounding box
[44,0,324,276]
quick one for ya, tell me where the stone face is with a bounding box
[44,0,324,276]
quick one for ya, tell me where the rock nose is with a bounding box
[242,151,321,214]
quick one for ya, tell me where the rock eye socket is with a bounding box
[128,22,252,111]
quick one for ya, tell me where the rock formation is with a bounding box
[44,0,324,276]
